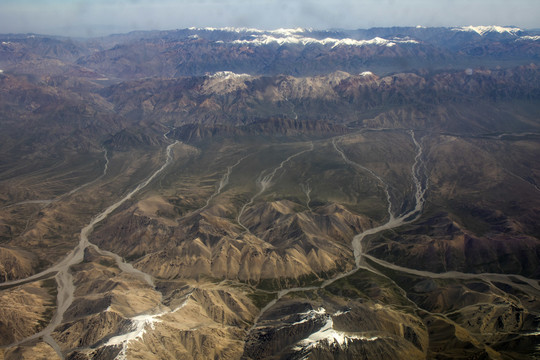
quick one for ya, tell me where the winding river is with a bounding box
[3,140,178,357]
[250,129,540,341]
[4,129,539,356]
[237,142,314,232]
[249,131,425,330]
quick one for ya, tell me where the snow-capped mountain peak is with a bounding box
[452,25,523,36]
[231,34,418,48]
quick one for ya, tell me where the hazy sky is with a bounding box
[1,0,539,37]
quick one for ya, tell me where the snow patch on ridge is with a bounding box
[270,27,309,36]
[105,313,164,360]
[186,27,419,48]
[290,307,327,326]
[294,317,379,352]
[332,309,351,316]
[188,27,307,36]
[517,35,540,41]
[452,25,522,36]
[208,71,251,79]
[189,26,263,33]
[202,71,253,94]
[104,300,190,360]
[292,307,379,355]
[232,35,418,48]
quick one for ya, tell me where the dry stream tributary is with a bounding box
[2,129,539,358]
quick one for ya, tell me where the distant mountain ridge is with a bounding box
[1,26,539,79]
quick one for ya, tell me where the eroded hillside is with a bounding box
[1,27,540,359]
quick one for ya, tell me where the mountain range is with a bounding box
[0,26,539,360]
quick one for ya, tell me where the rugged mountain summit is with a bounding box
[97,65,540,132]
[1,26,539,80]
[0,27,539,359]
